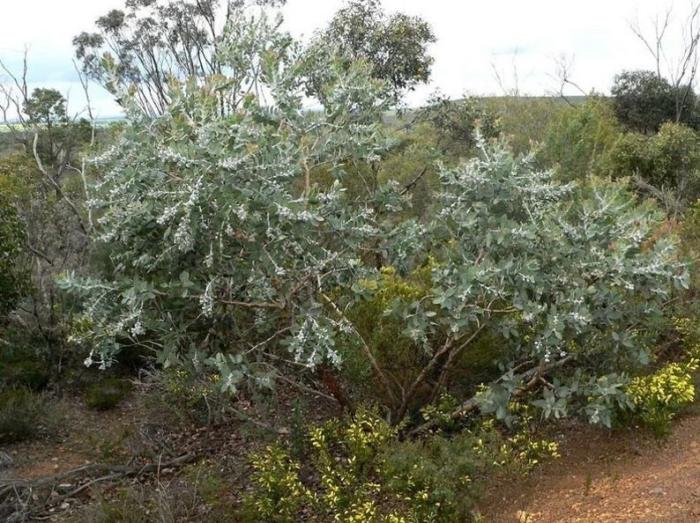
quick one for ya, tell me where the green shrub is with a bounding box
[84,378,131,410]
[242,408,559,522]
[484,96,568,157]
[0,337,52,391]
[680,201,700,290]
[0,194,30,319]
[0,388,46,444]
[539,98,621,181]
[606,122,700,213]
[625,359,697,437]
[146,368,230,426]
[243,409,406,522]
[381,434,484,522]
[622,316,700,436]
[610,70,699,133]
[243,444,311,522]
[339,265,434,410]
[1,356,50,391]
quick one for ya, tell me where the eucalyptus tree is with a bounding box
[73,0,287,116]
[308,0,434,104]
[75,0,434,115]
[0,55,94,353]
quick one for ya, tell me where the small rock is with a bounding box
[60,502,70,510]
[649,487,666,496]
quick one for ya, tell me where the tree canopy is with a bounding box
[307,0,435,102]
[611,70,697,133]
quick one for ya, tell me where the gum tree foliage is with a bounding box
[350,145,687,425]
[62,7,396,389]
[65,6,687,427]
[307,0,435,103]
[73,0,287,116]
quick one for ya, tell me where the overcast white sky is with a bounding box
[0,0,687,117]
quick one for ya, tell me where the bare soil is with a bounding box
[479,414,700,522]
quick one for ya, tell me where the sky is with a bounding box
[0,0,687,118]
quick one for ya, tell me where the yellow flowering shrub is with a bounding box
[340,264,436,409]
[471,407,560,474]
[625,359,698,436]
[242,408,489,522]
[245,444,312,522]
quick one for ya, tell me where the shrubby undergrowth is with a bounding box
[241,408,558,522]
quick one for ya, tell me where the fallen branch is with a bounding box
[0,453,197,520]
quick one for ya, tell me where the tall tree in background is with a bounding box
[611,70,679,133]
[630,2,700,124]
[75,0,433,114]
[308,0,435,103]
[0,53,94,357]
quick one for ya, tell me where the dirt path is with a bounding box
[479,414,700,522]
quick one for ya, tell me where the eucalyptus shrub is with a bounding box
[441,155,685,425]
[63,5,688,428]
[62,7,396,391]
[344,145,688,425]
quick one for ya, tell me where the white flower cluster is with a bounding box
[174,220,194,252]
[289,317,342,369]
[130,320,145,337]
[200,281,215,317]
[158,147,196,166]
[158,205,179,225]
[89,143,121,166]
[219,156,247,170]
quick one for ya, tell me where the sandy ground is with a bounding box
[480,414,700,522]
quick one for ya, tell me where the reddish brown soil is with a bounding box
[1,398,137,482]
[479,414,700,522]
